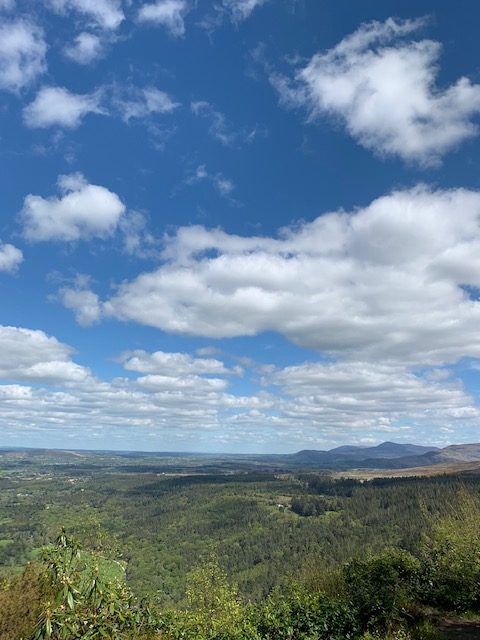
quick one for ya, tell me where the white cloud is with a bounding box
[0,335,270,448]
[272,361,470,417]
[187,164,236,199]
[200,0,269,31]
[21,172,126,242]
[213,175,235,196]
[64,32,104,65]
[138,0,188,37]
[59,287,102,326]
[0,377,270,449]
[136,373,228,392]
[0,242,23,273]
[0,19,47,92]
[23,86,104,129]
[119,210,158,258]
[113,86,180,122]
[191,100,252,146]
[46,0,124,30]
[0,331,477,449]
[0,325,90,383]
[191,100,237,146]
[267,360,479,438]
[67,186,480,367]
[23,84,178,129]
[274,17,480,164]
[0,342,478,449]
[0,0,15,11]
[119,349,234,376]
[222,0,269,22]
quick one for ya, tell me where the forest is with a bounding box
[1,450,480,639]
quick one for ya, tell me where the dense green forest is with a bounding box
[1,451,480,639]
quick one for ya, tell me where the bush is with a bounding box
[160,555,259,640]
[0,530,159,640]
[32,530,159,640]
[0,564,52,640]
[420,490,480,612]
[343,548,421,631]
[252,584,358,640]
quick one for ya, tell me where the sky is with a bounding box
[1,0,480,453]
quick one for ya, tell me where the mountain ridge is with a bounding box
[291,442,480,469]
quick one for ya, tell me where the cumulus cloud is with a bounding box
[0,378,271,449]
[23,86,104,128]
[59,286,102,326]
[119,210,158,258]
[64,32,104,65]
[0,334,270,449]
[273,361,473,417]
[113,86,180,123]
[136,373,228,392]
[120,349,236,376]
[21,172,126,242]
[265,360,479,442]
[0,19,47,92]
[0,242,23,273]
[0,325,90,383]
[0,340,477,449]
[23,84,178,129]
[273,17,480,164]
[46,0,124,30]
[0,330,476,448]
[138,0,188,37]
[63,186,480,367]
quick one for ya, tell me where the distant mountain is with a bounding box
[291,442,480,470]
[432,444,480,463]
[331,442,439,459]
[391,444,480,467]
[3,442,480,472]
[291,442,439,467]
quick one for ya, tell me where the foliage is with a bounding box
[160,555,259,639]
[253,584,358,640]
[0,563,52,640]
[290,495,331,517]
[3,453,480,639]
[342,548,421,631]
[31,529,158,640]
[2,452,478,605]
[0,524,479,640]
[420,489,480,612]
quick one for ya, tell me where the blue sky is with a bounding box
[1,0,480,453]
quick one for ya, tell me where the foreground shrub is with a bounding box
[252,585,358,640]
[0,530,159,640]
[343,548,421,631]
[0,564,52,640]
[34,530,160,640]
[420,490,480,612]
[159,555,259,640]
